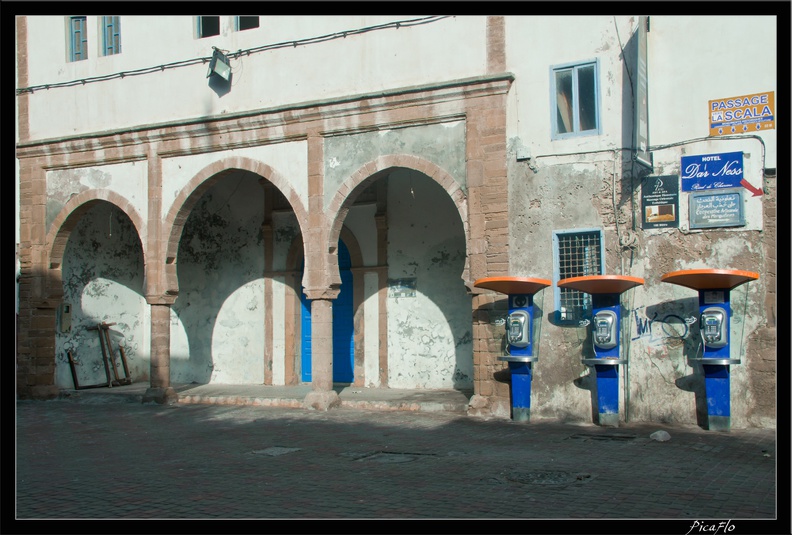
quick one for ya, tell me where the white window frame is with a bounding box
[549,58,602,140]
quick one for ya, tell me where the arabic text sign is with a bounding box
[680,152,743,191]
[709,91,775,136]
[689,190,745,229]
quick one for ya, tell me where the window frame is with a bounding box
[68,16,88,62]
[197,16,221,38]
[552,228,604,324]
[101,16,121,56]
[549,58,602,140]
[236,16,260,31]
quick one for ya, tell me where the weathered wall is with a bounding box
[170,173,266,384]
[56,202,148,388]
[386,169,472,389]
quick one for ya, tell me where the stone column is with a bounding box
[143,302,178,404]
[303,297,341,410]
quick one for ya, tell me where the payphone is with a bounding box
[473,276,551,422]
[558,274,645,427]
[700,306,728,349]
[661,268,759,431]
[593,310,618,351]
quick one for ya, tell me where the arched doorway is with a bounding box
[300,240,355,383]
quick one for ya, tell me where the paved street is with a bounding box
[13,391,785,531]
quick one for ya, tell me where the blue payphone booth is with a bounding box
[557,275,645,427]
[661,268,759,431]
[474,276,551,422]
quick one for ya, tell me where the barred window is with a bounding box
[553,229,603,322]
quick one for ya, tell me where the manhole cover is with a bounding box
[355,451,435,463]
[505,470,591,485]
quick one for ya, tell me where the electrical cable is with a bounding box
[16,16,451,95]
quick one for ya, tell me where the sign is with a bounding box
[388,278,416,298]
[642,175,679,229]
[681,151,743,191]
[689,190,745,229]
[709,91,775,136]
[633,16,652,169]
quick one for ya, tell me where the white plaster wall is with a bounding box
[506,16,777,167]
[386,169,472,390]
[46,161,147,232]
[364,271,381,387]
[506,15,636,158]
[22,16,485,141]
[160,142,308,220]
[344,204,378,266]
[271,277,287,385]
[55,203,148,388]
[647,16,777,167]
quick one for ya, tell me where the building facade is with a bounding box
[15,15,778,428]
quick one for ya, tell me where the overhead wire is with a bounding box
[16,15,451,95]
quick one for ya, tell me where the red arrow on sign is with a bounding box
[740,179,763,197]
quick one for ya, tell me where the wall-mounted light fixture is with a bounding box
[207,47,231,81]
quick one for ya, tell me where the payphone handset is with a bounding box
[700,306,728,348]
[592,310,618,350]
[507,310,530,348]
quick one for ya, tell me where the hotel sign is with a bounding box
[709,91,775,136]
[680,152,743,191]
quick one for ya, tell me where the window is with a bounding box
[236,16,259,31]
[553,229,603,322]
[102,16,121,55]
[69,16,87,61]
[198,16,220,38]
[551,59,600,139]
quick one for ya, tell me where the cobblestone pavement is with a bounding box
[12,394,786,533]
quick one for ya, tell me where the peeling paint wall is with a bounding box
[161,142,308,220]
[504,16,775,427]
[170,173,266,384]
[47,162,147,231]
[386,169,472,389]
[324,122,467,208]
[56,203,147,388]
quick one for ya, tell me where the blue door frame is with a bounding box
[300,241,354,383]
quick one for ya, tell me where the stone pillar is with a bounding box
[303,297,340,410]
[143,302,178,404]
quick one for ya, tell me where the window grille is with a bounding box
[102,16,121,56]
[69,16,87,62]
[554,230,603,322]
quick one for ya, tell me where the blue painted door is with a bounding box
[300,241,355,383]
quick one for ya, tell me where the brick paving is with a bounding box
[12,387,787,532]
